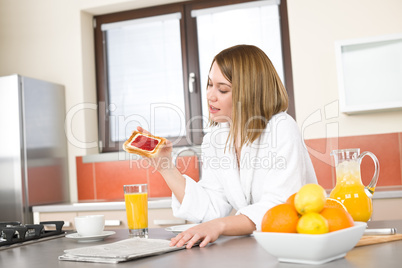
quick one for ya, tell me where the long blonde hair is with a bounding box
[208,45,288,151]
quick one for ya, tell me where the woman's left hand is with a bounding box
[169,220,224,249]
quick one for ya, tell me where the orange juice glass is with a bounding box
[124,184,148,238]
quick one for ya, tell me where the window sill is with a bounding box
[82,145,201,164]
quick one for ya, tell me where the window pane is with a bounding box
[194,2,284,129]
[104,13,186,141]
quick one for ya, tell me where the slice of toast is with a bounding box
[122,131,166,158]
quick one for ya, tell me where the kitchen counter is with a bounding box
[1,220,402,267]
[323,185,402,199]
[360,186,402,199]
[32,187,402,227]
[32,198,180,230]
[32,198,172,213]
[33,186,402,214]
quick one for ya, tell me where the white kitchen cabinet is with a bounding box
[35,211,77,230]
[372,198,402,221]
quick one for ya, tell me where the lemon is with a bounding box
[294,184,326,215]
[297,212,329,234]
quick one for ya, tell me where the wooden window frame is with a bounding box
[94,0,294,153]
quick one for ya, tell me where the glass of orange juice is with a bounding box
[124,184,148,238]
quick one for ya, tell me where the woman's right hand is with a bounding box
[136,126,174,172]
[136,126,186,203]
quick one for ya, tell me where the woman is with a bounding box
[139,45,317,248]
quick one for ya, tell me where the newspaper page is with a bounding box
[59,238,185,264]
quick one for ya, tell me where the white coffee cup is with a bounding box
[75,215,105,236]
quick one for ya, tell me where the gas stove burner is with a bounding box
[0,221,65,249]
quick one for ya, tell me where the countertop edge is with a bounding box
[33,189,402,213]
[33,198,172,213]
[372,190,402,199]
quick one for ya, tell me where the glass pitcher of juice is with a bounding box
[329,148,379,222]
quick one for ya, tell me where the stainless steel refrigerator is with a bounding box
[0,74,69,224]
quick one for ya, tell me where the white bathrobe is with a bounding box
[171,112,317,231]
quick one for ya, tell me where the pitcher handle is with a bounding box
[358,151,380,195]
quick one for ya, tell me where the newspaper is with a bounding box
[59,237,185,264]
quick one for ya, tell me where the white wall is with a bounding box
[0,0,401,202]
[0,0,186,202]
[0,0,92,203]
[287,0,402,139]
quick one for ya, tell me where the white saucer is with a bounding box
[165,224,198,234]
[66,231,116,243]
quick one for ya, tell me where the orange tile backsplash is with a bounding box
[76,156,200,201]
[305,132,402,190]
[76,157,95,200]
[76,133,402,201]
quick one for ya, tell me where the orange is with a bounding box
[261,204,299,233]
[324,198,347,211]
[320,207,354,232]
[285,193,297,207]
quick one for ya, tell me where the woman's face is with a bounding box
[207,62,233,123]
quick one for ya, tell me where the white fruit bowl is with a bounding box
[253,221,366,265]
